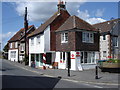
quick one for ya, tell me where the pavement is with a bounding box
[3,59,120,86]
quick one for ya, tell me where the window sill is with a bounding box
[61,41,68,44]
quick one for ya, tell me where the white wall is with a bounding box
[29,34,44,54]
[8,49,18,62]
[44,26,50,52]
[100,35,110,60]
[29,26,50,54]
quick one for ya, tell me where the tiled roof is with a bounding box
[8,25,34,42]
[56,15,97,32]
[93,18,119,33]
[28,10,70,37]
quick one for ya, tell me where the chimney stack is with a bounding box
[57,0,66,14]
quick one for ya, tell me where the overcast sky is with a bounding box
[1,0,119,49]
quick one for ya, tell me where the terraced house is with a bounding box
[93,19,120,60]
[8,25,35,62]
[28,1,99,71]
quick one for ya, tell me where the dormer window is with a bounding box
[61,33,68,43]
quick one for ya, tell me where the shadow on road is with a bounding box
[2,75,61,89]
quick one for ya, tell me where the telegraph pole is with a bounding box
[24,7,28,65]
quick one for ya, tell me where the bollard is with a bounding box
[68,67,70,77]
[95,65,99,79]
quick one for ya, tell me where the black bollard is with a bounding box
[95,65,99,79]
[68,67,70,77]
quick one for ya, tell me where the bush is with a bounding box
[106,59,120,63]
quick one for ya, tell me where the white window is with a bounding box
[103,51,106,57]
[81,52,95,64]
[15,42,18,48]
[113,37,118,47]
[10,43,12,48]
[31,38,34,46]
[60,52,66,63]
[82,32,94,43]
[11,51,16,58]
[36,35,40,44]
[21,45,24,51]
[61,33,68,43]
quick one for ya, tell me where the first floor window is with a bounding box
[113,37,118,47]
[10,43,12,48]
[103,35,106,40]
[31,38,34,46]
[15,42,18,48]
[61,33,68,43]
[37,35,40,44]
[82,32,94,43]
[103,51,106,57]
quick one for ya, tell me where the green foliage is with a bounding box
[3,43,9,52]
[106,59,120,63]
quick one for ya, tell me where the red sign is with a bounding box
[76,52,80,57]
[71,54,75,59]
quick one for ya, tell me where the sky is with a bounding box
[1,0,119,50]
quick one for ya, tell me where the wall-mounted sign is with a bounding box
[71,54,75,59]
[76,51,80,57]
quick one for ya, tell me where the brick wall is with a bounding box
[50,10,70,51]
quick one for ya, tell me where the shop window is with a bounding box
[81,52,95,64]
[36,54,39,61]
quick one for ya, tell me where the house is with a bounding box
[93,18,120,60]
[8,25,35,62]
[55,15,100,70]
[28,1,70,68]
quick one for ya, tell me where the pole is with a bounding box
[24,7,28,65]
[68,52,70,76]
[95,65,98,79]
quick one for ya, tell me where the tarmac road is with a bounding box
[0,59,119,89]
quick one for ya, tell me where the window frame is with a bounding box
[103,51,107,57]
[61,33,68,43]
[36,35,40,45]
[15,42,18,48]
[10,43,12,48]
[31,37,34,46]
[82,32,94,43]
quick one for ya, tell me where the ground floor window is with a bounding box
[81,52,95,64]
[10,51,16,58]
[60,52,66,63]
